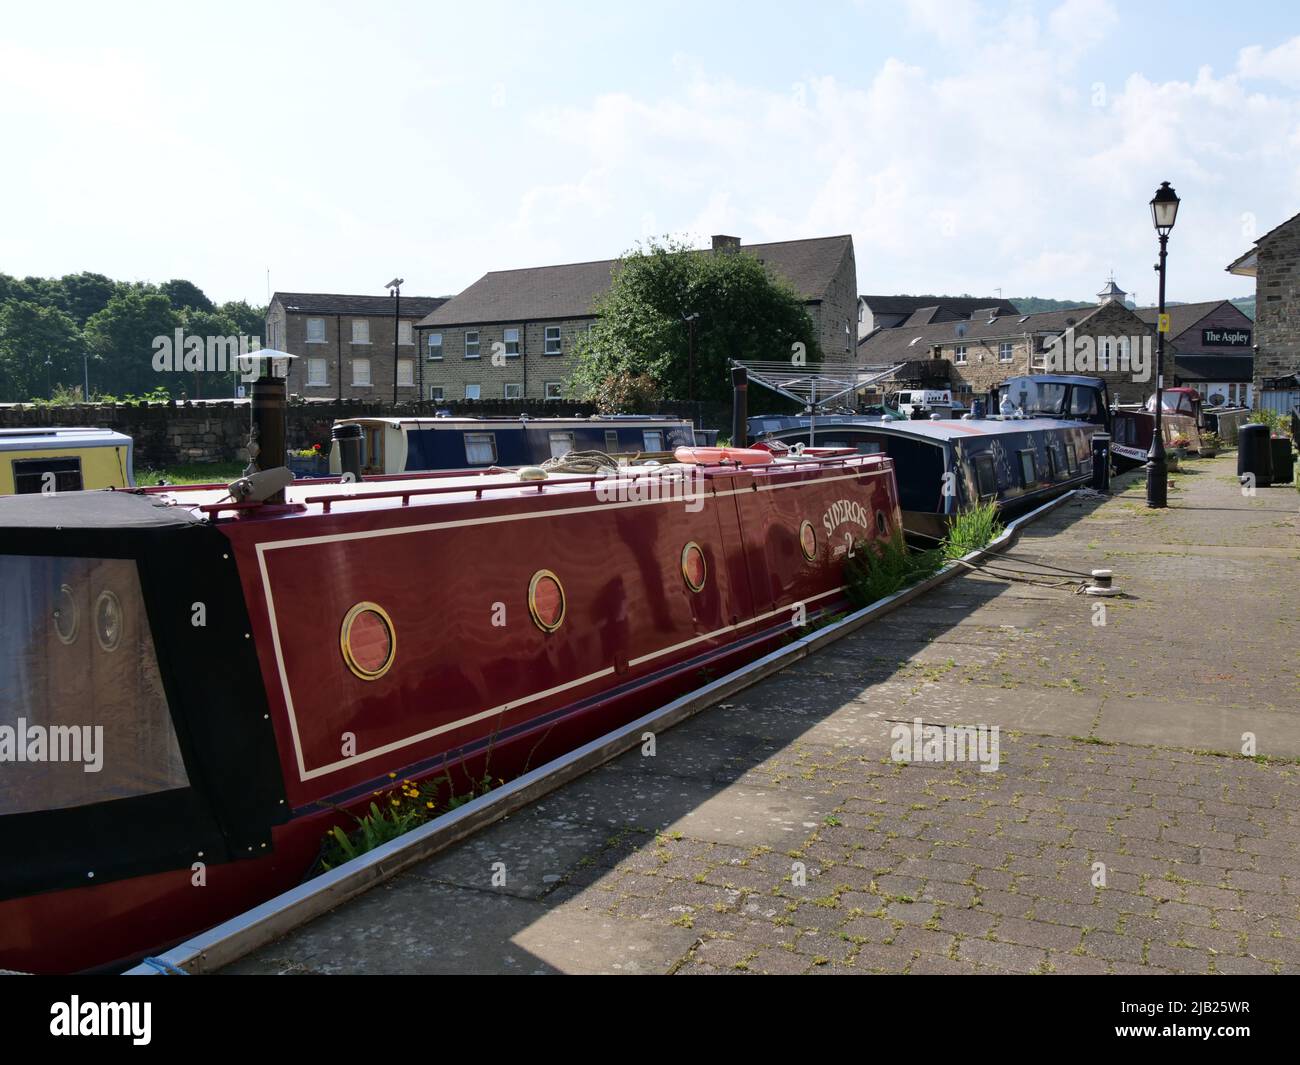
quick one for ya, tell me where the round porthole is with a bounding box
[94,590,123,652]
[876,510,890,537]
[340,602,396,680]
[528,570,566,633]
[798,521,818,561]
[54,584,79,645]
[681,542,707,593]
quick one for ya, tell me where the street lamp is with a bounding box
[387,277,404,405]
[1145,181,1179,509]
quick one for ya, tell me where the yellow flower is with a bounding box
[388,772,397,779]
[426,801,434,809]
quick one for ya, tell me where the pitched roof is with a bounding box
[855,304,1114,364]
[1133,300,1250,340]
[418,235,854,327]
[272,292,450,317]
[1226,209,1300,274]
[859,294,1020,317]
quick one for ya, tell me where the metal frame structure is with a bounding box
[731,359,905,445]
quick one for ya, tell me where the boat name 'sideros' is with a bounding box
[822,498,872,538]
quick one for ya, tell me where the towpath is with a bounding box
[227,454,1300,975]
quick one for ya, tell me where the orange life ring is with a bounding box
[673,445,772,466]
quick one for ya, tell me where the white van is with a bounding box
[887,389,953,419]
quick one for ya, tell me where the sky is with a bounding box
[1,0,1298,308]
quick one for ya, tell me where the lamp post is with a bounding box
[387,277,404,405]
[1145,181,1180,509]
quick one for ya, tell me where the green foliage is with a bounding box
[942,502,1003,560]
[569,236,821,407]
[134,461,243,486]
[1250,408,1291,436]
[84,289,181,397]
[844,531,942,608]
[0,300,87,401]
[160,278,214,313]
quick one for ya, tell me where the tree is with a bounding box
[0,301,87,401]
[58,272,118,325]
[85,290,181,397]
[218,300,267,342]
[570,237,822,407]
[160,278,215,313]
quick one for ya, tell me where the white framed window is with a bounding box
[429,385,444,401]
[544,325,562,355]
[999,342,1013,362]
[352,358,371,386]
[503,382,522,399]
[548,431,575,458]
[464,432,496,464]
[397,359,414,387]
[427,333,444,360]
[642,429,664,451]
[306,318,326,343]
[398,320,413,345]
[465,331,480,359]
[464,383,481,400]
[544,381,562,400]
[352,319,370,344]
[307,357,328,386]
[954,344,967,365]
[504,327,520,356]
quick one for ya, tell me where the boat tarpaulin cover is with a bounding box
[0,490,201,529]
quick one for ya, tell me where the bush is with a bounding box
[844,530,941,608]
[943,502,1003,560]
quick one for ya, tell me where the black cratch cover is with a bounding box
[0,490,287,900]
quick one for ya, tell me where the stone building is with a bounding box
[857,294,1018,339]
[1228,209,1300,407]
[265,292,448,401]
[857,280,1154,404]
[414,234,858,402]
[1135,299,1255,407]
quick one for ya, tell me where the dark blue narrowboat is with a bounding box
[751,375,1109,540]
[328,415,698,475]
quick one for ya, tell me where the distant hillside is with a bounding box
[1006,296,1095,314]
[1231,297,1255,320]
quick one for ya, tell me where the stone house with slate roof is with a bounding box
[857,294,1019,338]
[415,234,858,402]
[1228,209,1300,406]
[1134,299,1255,407]
[266,292,449,401]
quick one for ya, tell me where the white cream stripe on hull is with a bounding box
[253,468,881,782]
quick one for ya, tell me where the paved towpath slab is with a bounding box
[227,454,1300,975]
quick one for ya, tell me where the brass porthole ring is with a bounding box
[681,542,707,593]
[340,601,397,680]
[54,583,79,645]
[798,520,818,561]
[528,570,566,633]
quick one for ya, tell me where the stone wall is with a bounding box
[1253,213,1300,393]
[0,397,731,469]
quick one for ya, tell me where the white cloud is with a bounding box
[1237,37,1300,90]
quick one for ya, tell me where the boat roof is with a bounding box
[998,374,1105,389]
[0,427,132,452]
[759,416,1083,443]
[338,415,691,429]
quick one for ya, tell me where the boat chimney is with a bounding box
[332,422,364,481]
[730,364,749,447]
[247,350,295,504]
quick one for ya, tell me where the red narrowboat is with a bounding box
[0,452,902,973]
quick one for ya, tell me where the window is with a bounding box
[954,345,967,365]
[1100,338,1112,370]
[427,333,444,360]
[548,431,576,458]
[398,321,413,346]
[504,382,522,399]
[504,327,520,356]
[429,385,444,402]
[352,319,370,344]
[1069,387,1098,419]
[464,331,480,359]
[464,383,481,400]
[604,430,619,452]
[13,457,82,494]
[464,432,497,464]
[306,318,326,343]
[544,381,562,400]
[353,358,371,386]
[974,453,997,499]
[396,359,414,387]
[998,342,1013,362]
[1065,440,1078,473]
[1047,442,1063,479]
[642,430,664,451]
[544,325,562,355]
[1018,448,1037,487]
[307,357,328,386]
